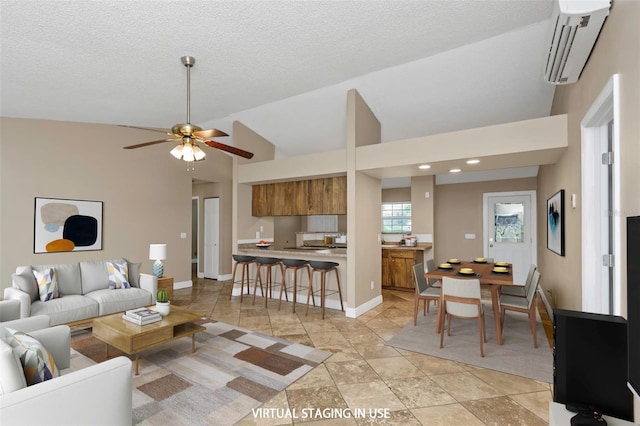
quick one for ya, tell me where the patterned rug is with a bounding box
[71,320,331,425]
[388,307,553,383]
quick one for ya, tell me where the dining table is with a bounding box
[425,260,514,345]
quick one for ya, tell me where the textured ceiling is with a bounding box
[1,0,556,162]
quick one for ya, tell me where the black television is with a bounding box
[627,216,640,399]
[553,309,633,421]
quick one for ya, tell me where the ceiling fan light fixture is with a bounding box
[182,143,195,162]
[193,144,206,161]
[170,143,184,159]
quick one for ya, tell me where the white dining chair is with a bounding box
[412,263,440,325]
[440,276,487,357]
[425,258,442,288]
[500,264,537,298]
[499,270,541,347]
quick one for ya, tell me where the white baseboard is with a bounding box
[345,295,383,318]
[218,273,232,281]
[230,285,382,318]
[174,280,192,290]
[231,286,345,311]
[197,272,204,279]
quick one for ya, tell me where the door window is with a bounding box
[494,202,524,243]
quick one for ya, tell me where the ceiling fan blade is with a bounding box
[203,140,254,159]
[119,125,172,135]
[193,128,229,138]
[123,138,179,149]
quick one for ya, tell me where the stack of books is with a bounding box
[122,308,162,325]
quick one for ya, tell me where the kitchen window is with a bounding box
[381,202,411,233]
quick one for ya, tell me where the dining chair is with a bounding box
[412,263,440,326]
[499,269,541,347]
[425,258,442,288]
[500,264,537,298]
[440,277,487,357]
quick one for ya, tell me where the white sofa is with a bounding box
[0,315,133,425]
[3,258,157,325]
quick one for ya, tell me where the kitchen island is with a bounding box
[235,245,347,313]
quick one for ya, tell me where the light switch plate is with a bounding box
[465,233,476,239]
[180,232,187,239]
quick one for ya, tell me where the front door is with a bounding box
[483,191,536,284]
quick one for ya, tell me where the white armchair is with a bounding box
[0,315,133,425]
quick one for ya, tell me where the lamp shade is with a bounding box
[149,244,167,261]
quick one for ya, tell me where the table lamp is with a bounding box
[149,244,167,278]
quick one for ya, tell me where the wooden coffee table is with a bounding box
[92,305,206,375]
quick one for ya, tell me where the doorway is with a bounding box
[581,74,621,315]
[483,190,537,284]
[204,197,220,279]
[191,197,199,277]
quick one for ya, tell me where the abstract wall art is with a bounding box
[547,189,565,256]
[34,197,103,253]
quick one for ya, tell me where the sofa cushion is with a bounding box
[85,288,152,316]
[3,328,59,386]
[107,261,130,289]
[30,263,82,296]
[124,260,142,288]
[0,339,27,395]
[30,296,99,326]
[33,268,60,302]
[79,260,110,294]
[12,269,39,303]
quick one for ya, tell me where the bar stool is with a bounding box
[306,261,344,319]
[252,257,286,307]
[230,255,256,302]
[280,259,314,313]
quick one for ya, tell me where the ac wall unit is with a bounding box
[544,0,611,84]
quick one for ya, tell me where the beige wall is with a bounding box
[411,175,435,235]
[0,118,195,287]
[347,90,383,311]
[192,181,234,277]
[540,0,640,312]
[232,121,276,248]
[382,187,411,202]
[434,177,537,263]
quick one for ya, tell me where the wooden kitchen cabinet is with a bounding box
[252,176,346,216]
[252,184,270,216]
[381,248,424,291]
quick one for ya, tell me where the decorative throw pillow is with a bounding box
[124,259,142,288]
[3,327,59,386]
[33,268,60,302]
[107,261,130,289]
[12,268,39,302]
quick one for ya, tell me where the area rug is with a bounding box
[388,307,553,383]
[71,320,331,425]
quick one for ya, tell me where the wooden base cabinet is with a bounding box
[381,249,424,291]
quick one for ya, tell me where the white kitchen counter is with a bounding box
[238,245,346,258]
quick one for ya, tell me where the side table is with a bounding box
[157,276,174,300]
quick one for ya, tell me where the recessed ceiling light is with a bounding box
[466,159,480,164]
[449,168,461,173]
[418,164,431,169]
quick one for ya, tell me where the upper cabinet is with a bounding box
[252,176,347,216]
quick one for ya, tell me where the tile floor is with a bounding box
[172,273,553,425]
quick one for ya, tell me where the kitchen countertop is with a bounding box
[381,244,432,251]
[237,244,347,258]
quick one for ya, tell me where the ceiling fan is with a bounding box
[123,56,254,166]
